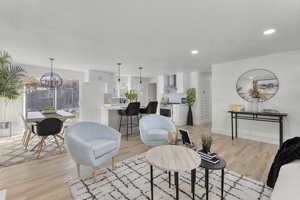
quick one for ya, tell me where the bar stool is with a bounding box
[140,101,158,115]
[118,102,140,140]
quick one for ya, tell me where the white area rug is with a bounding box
[66,154,272,200]
[0,134,65,167]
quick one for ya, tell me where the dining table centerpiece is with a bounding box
[41,107,57,114]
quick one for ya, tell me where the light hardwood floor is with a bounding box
[0,124,278,200]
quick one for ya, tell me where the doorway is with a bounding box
[148,83,157,101]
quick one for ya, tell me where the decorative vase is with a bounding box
[187,106,193,126]
[168,132,178,145]
[202,145,211,154]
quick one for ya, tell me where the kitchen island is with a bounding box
[101,104,127,133]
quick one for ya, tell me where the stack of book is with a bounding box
[198,151,220,164]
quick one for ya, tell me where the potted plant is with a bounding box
[41,106,57,114]
[201,135,213,153]
[0,51,25,134]
[125,89,138,102]
[186,88,196,126]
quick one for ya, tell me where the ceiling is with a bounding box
[0,0,300,77]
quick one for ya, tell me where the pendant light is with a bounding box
[138,67,143,84]
[40,58,63,88]
[117,62,122,82]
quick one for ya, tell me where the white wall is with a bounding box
[80,82,104,123]
[198,72,212,124]
[189,72,212,125]
[22,64,85,82]
[212,50,300,144]
[87,70,115,94]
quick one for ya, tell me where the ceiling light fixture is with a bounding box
[138,67,143,84]
[40,58,63,88]
[117,62,122,82]
[190,50,199,55]
[263,29,276,35]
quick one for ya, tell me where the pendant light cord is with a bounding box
[138,67,143,84]
[117,62,122,82]
[49,57,54,78]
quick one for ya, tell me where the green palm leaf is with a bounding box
[0,51,11,66]
[0,51,26,100]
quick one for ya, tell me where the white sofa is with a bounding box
[271,160,300,200]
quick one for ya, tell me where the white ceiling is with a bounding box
[0,0,300,76]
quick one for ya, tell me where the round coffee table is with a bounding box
[200,156,226,200]
[146,145,201,200]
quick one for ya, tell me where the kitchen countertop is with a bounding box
[102,104,128,110]
[102,104,145,110]
[160,103,185,109]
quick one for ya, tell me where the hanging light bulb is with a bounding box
[40,58,63,88]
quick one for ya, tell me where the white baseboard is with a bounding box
[0,189,6,200]
[211,127,279,145]
[199,119,211,125]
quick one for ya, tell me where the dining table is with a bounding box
[26,110,76,123]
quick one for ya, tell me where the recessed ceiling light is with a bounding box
[190,50,199,55]
[263,29,276,35]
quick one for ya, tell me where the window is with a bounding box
[25,77,79,112]
[56,80,79,110]
[25,87,55,112]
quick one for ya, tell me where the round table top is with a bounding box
[145,145,201,172]
[200,156,226,170]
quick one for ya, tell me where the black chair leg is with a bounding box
[137,115,140,134]
[119,115,122,132]
[130,116,133,135]
[126,116,129,140]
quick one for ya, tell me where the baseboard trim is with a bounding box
[0,189,6,200]
[211,127,279,145]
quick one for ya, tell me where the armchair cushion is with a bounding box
[139,114,176,146]
[144,129,168,141]
[91,139,118,159]
[65,121,121,167]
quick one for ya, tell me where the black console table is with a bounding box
[228,111,288,147]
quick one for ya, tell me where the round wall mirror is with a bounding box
[236,69,279,102]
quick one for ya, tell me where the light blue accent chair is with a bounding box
[65,122,121,183]
[139,114,176,146]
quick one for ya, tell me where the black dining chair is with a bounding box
[140,101,158,115]
[31,118,63,158]
[119,102,140,140]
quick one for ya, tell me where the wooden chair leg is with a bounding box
[92,168,97,183]
[31,139,41,151]
[22,130,28,144]
[24,131,32,150]
[56,135,64,142]
[53,136,63,153]
[76,163,80,177]
[112,157,116,169]
[37,137,45,159]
